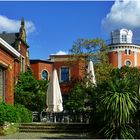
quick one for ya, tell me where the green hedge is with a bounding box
[0,103,32,125]
[0,103,20,125]
[15,104,32,123]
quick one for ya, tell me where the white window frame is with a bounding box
[125,59,132,66]
[122,35,127,43]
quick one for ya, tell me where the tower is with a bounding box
[19,17,26,42]
[108,29,140,68]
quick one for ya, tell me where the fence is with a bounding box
[33,110,90,123]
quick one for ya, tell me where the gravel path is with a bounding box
[0,132,91,139]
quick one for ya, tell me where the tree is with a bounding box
[92,66,140,139]
[65,83,86,111]
[14,69,48,112]
[69,38,113,84]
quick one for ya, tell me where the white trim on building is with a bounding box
[0,37,20,58]
[118,51,122,68]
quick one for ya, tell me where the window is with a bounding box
[60,67,69,82]
[21,57,25,72]
[125,49,131,55]
[0,67,5,103]
[122,35,127,42]
[125,60,131,66]
[125,49,127,54]
[128,50,131,55]
[42,70,48,80]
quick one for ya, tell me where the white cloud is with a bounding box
[102,0,140,33]
[52,50,68,55]
[0,15,35,34]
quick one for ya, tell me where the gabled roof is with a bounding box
[0,37,20,58]
[0,32,19,48]
[0,32,29,48]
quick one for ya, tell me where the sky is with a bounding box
[0,1,140,59]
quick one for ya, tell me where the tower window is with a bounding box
[125,49,131,55]
[125,49,127,54]
[122,35,127,42]
[128,50,131,55]
[125,60,131,66]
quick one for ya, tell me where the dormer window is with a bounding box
[122,35,127,43]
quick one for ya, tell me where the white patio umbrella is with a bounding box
[87,60,96,86]
[46,69,63,113]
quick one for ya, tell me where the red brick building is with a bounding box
[50,55,86,95]
[30,59,53,80]
[0,38,20,104]
[30,55,86,96]
[0,18,30,104]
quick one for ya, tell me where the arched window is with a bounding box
[125,49,127,54]
[128,50,131,55]
[41,70,48,80]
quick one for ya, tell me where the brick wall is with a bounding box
[51,55,86,94]
[108,50,140,68]
[30,61,52,80]
[0,46,19,104]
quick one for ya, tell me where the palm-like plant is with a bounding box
[98,78,139,139]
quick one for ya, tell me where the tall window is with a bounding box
[125,49,131,55]
[0,67,5,103]
[21,57,25,72]
[42,70,48,80]
[128,50,131,55]
[60,67,69,83]
[122,35,127,42]
[125,49,127,54]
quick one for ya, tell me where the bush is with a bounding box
[15,104,32,123]
[0,103,32,125]
[15,70,48,112]
[0,103,20,125]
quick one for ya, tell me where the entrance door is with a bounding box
[0,67,5,103]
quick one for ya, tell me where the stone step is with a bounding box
[19,123,90,133]
[19,129,88,133]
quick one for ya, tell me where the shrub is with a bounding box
[15,104,32,123]
[0,103,20,125]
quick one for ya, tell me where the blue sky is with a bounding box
[0,1,140,59]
